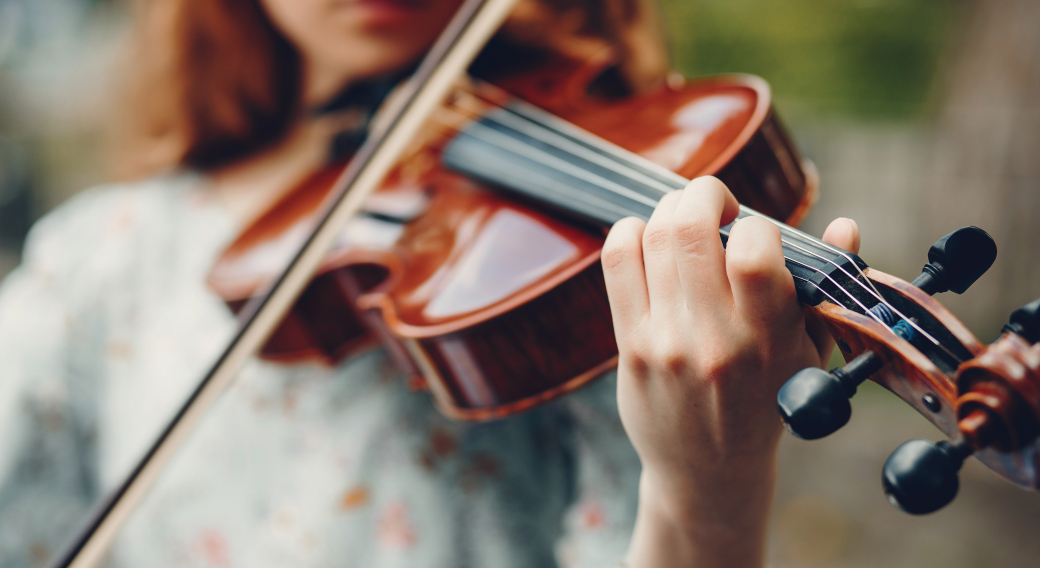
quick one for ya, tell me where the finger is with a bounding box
[805,308,837,366]
[670,176,740,316]
[641,190,685,314]
[725,216,800,328]
[602,217,651,334]
[809,217,862,361]
[821,217,860,255]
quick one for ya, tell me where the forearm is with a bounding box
[626,459,777,568]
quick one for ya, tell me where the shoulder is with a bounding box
[19,171,213,289]
[25,172,199,263]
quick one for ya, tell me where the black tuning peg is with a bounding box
[778,351,882,440]
[882,438,973,514]
[911,227,997,296]
[1002,297,1040,344]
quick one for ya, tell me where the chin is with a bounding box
[333,37,427,79]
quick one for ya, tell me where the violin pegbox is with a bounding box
[779,227,1040,513]
[779,227,997,442]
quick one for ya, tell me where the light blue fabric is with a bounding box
[0,173,640,567]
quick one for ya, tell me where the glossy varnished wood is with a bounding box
[866,268,985,357]
[953,332,1040,486]
[209,72,818,417]
[406,261,617,420]
[362,77,816,417]
[812,267,1040,489]
[715,111,817,225]
[958,335,1040,488]
[810,293,961,437]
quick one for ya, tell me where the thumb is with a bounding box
[821,217,860,254]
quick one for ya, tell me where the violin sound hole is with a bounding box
[839,338,851,353]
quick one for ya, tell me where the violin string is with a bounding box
[488,101,887,309]
[432,97,955,358]
[742,206,888,300]
[784,257,888,325]
[448,91,681,196]
[427,108,655,217]
[447,112,870,295]
[460,119,660,207]
[792,274,846,308]
[472,106,678,196]
[730,206,944,349]
[477,101,941,341]
[477,98,897,310]
[751,213,947,352]
[431,102,676,202]
[786,252,957,369]
[757,223,953,358]
[452,119,886,315]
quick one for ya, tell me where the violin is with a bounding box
[210,57,1040,516]
[208,70,817,420]
[53,0,1040,565]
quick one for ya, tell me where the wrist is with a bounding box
[640,456,776,527]
[639,438,780,513]
[628,455,778,568]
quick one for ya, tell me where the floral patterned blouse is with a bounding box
[0,173,640,568]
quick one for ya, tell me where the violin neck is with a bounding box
[442,97,870,307]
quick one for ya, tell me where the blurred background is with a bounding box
[0,0,1038,566]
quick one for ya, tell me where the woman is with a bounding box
[0,0,859,566]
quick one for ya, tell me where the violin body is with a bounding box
[209,70,818,420]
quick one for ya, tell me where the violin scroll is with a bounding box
[883,304,1040,514]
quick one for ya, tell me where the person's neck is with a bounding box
[208,115,338,225]
[207,63,412,225]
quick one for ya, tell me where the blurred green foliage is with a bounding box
[658,0,964,121]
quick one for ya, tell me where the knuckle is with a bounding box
[727,222,782,284]
[670,217,716,254]
[655,327,702,373]
[728,247,776,283]
[601,239,633,271]
[620,336,653,378]
[642,224,672,252]
[698,346,738,382]
[625,351,651,378]
[602,218,643,271]
[650,342,690,377]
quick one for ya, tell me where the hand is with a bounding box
[602,176,860,568]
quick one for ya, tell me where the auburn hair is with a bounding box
[114,0,669,179]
